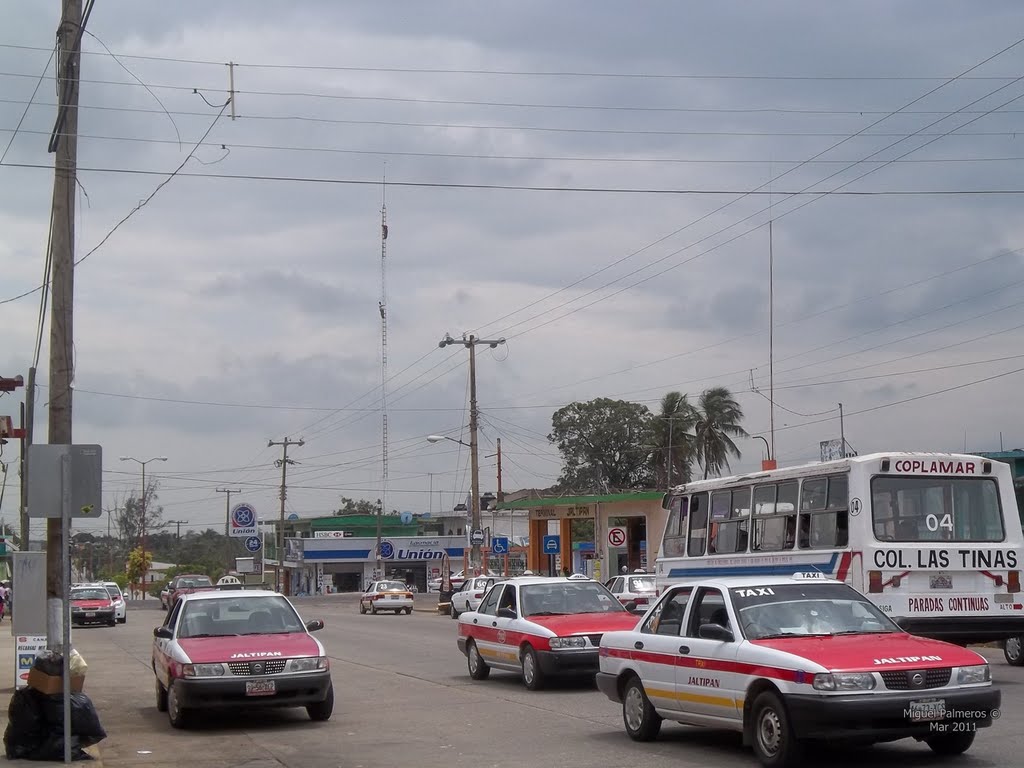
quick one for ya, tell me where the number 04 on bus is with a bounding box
[657,453,1024,644]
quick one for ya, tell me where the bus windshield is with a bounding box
[871,476,1004,543]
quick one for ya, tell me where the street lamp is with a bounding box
[120,455,167,598]
[426,435,468,447]
[425,433,482,568]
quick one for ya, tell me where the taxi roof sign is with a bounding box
[792,571,827,580]
[567,573,591,580]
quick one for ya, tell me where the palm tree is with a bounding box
[694,387,749,479]
[650,391,698,488]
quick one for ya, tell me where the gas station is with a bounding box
[497,492,666,583]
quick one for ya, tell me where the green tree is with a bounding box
[549,398,654,492]
[650,391,698,488]
[125,546,152,588]
[694,386,749,479]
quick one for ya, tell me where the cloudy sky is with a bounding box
[3,1,1024,537]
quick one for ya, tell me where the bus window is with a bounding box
[799,474,849,549]
[709,487,750,555]
[871,476,1004,543]
[752,481,797,552]
[687,493,709,557]
[663,496,689,558]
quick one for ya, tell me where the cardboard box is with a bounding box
[27,667,84,695]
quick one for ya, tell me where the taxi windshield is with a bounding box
[520,582,625,617]
[731,583,900,640]
[72,588,108,601]
[177,595,306,638]
[378,581,407,592]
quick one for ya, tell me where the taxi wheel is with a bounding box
[370,602,378,615]
[306,683,334,722]
[155,678,168,713]
[359,601,366,614]
[622,676,661,742]
[1004,636,1024,666]
[925,730,976,756]
[404,607,413,615]
[450,603,460,620]
[751,692,801,768]
[467,640,490,680]
[166,681,190,729]
[521,647,546,691]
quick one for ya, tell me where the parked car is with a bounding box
[162,574,216,609]
[596,572,1001,767]
[103,581,127,624]
[359,580,414,615]
[604,573,658,613]
[71,584,117,627]
[449,576,496,619]
[151,589,332,728]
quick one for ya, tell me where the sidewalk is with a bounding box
[0,627,103,764]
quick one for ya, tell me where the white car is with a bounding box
[359,580,414,615]
[604,573,658,613]
[449,576,496,619]
[103,581,127,624]
[596,572,1000,768]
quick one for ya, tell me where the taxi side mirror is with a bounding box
[154,626,173,639]
[498,607,517,620]
[698,623,734,642]
[305,619,324,633]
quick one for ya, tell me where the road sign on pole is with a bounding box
[244,536,262,553]
[470,529,485,545]
[542,535,560,554]
[229,503,258,537]
[491,536,509,555]
[607,527,627,548]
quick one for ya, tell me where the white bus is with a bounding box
[656,452,1024,646]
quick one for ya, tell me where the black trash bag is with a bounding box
[40,693,107,748]
[4,687,48,759]
[32,650,63,677]
[26,730,92,761]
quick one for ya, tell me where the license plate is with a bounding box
[245,680,276,697]
[85,612,95,618]
[390,595,399,599]
[995,593,1013,604]
[908,698,945,722]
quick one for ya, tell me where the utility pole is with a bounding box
[19,367,35,548]
[839,402,846,458]
[268,437,303,593]
[438,333,506,570]
[667,417,674,489]
[46,0,83,656]
[216,488,240,571]
[166,520,188,568]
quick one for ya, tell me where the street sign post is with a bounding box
[26,444,102,518]
[229,503,258,537]
[607,527,627,548]
[543,535,560,577]
[491,536,509,554]
[470,529,485,545]
[244,536,262,553]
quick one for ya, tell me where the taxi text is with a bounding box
[873,655,942,665]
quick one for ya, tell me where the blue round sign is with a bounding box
[244,536,262,553]
[400,511,413,524]
[232,504,255,527]
[287,513,299,521]
[378,540,395,559]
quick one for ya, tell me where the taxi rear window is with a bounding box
[378,581,407,591]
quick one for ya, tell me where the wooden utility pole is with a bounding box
[216,488,241,571]
[268,438,303,593]
[46,0,82,652]
[19,367,36,548]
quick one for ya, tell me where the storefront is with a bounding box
[300,536,467,593]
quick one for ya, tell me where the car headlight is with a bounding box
[288,657,329,673]
[812,672,876,691]
[957,664,991,684]
[549,636,588,650]
[183,663,225,677]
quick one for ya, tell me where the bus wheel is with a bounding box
[1004,636,1024,666]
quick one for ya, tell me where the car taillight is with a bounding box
[635,597,649,605]
[868,571,883,593]
[1009,571,1021,593]
[404,592,413,599]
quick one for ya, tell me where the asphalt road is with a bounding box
[70,595,1024,768]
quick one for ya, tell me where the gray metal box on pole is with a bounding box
[26,444,103,518]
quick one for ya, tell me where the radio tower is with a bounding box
[376,169,389,577]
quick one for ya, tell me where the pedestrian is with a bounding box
[0,584,7,622]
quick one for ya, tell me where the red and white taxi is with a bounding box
[359,580,414,615]
[605,572,658,613]
[457,574,640,690]
[597,572,1000,768]
[71,584,117,627]
[152,590,333,728]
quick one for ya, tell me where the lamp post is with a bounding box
[119,455,167,599]
[426,434,480,567]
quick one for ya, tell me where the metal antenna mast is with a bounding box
[376,167,389,576]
